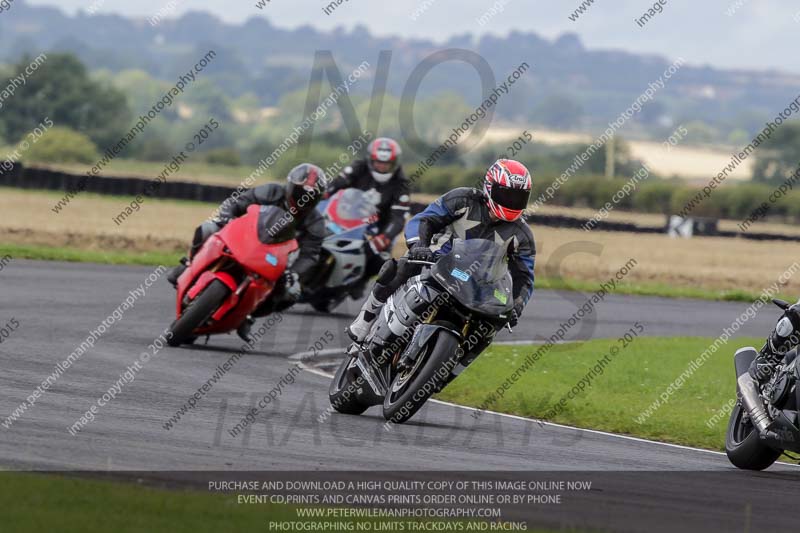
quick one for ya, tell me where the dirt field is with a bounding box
[533,225,800,295]
[531,204,800,237]
[3,188,799,295]
[0,189,202,253]
[485,126,752,181]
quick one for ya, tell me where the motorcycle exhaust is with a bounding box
[734,347,781,440]
[737,372,772,434]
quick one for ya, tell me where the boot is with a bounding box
[237,315,255,343]
[167,257,189,288]
[749,315,795,384]
[346,292,383,343]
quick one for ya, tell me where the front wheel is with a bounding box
[328,356,370,415]
[725,401,782,471]
[382,329,461,424]
[167,280,230,346]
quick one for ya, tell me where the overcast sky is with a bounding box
[26,0,800,74]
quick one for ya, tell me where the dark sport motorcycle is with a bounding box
[328,239,514,424]
[726,298,800,470]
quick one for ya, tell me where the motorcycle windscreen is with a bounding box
[257,205,297,244]
[336,189,378,221]
[322,188,380,234]
[431,239,514,317]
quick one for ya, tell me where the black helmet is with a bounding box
[366,137,401,183]
[286,163,325,216]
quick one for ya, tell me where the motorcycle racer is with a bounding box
[167,163,327,339]
[325,137,411,296]
[346,159,536,362]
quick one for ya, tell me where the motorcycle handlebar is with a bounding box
[407,260,436,266]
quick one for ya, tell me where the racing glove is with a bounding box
[370,234,391,253]
[508,306,522,329]
[407,244,434,263]
[282,270,301,301]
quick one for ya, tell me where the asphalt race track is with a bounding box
[1,260,798,531]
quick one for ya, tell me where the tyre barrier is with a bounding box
[2,163,799,242]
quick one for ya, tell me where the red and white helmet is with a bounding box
[367,137,401,183]
[483,159,532,222]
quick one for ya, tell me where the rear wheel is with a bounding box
[725,401,782,470]
[167,280,230,347]
[328,356,370,415]
[382,328,460,424]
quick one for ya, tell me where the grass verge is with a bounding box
[436,337,762,451]
[1,472,285,533]
[535,276,768,303]
[0,243,783,303]
[0,243,181,267]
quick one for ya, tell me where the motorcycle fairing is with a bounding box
[175,204,297,336]
[396,323,462,373]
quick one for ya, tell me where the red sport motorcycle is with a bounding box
[167,204,298,346]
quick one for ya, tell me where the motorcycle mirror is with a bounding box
[772,298,791,310]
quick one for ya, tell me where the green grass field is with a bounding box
[0,243,181,266]
[0,473,565,533]
[437,337,761,451]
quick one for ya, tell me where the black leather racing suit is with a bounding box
[365,187,536,365]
